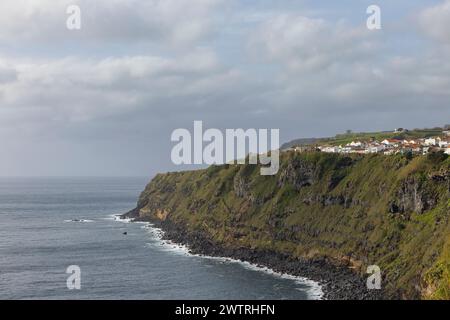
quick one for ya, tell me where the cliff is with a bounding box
[126,151,450,299]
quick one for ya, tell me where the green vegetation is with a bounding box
[136,151,449,299]
[287,128,444,148]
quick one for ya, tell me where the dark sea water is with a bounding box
[0,177,321,300]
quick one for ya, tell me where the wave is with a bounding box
[110,214,132,223]
[137,221,324,300]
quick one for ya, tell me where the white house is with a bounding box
[438,139,449,148]
[341,146,352,153]
[348,141,363,147]
[368,145,385,153]
[443,130,450,136]
[320,146,340,153]
[382,139,400,146]
[445,147,450,155]
[349,148,366,154]
[424,138,437,146]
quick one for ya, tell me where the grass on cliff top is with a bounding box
[316,128,444,146]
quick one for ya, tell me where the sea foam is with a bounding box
[135,220,324,300]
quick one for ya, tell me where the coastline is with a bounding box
[140,219,323,300]
[120,211,386,300]
[117,215,324,300]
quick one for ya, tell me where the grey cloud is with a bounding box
[246,12,450,118]
[1,1,450,176]
[0,66,17,83]
[0,0,223,46]
[0,48,249,131]
[249,14,379,72]
[418,0,450,44]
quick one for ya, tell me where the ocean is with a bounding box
[0,177,321,300]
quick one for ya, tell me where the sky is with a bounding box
[0,0,449,177]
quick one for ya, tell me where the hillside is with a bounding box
[281,137,322,150]
[282,128,444,149]
[125,151,450,299]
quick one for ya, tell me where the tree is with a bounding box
[427,151,448,163]
[404,150,413,161]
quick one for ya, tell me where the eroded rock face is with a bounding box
[233,175,249,198]
[302,194,354,208]
[390,176,438,214]
[233,175,265,205]
[278,158,316,190]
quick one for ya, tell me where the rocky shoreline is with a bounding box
[122,209,387,300]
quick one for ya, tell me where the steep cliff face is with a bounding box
[129,152,450,299]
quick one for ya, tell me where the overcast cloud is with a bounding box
[0,0,449,177]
